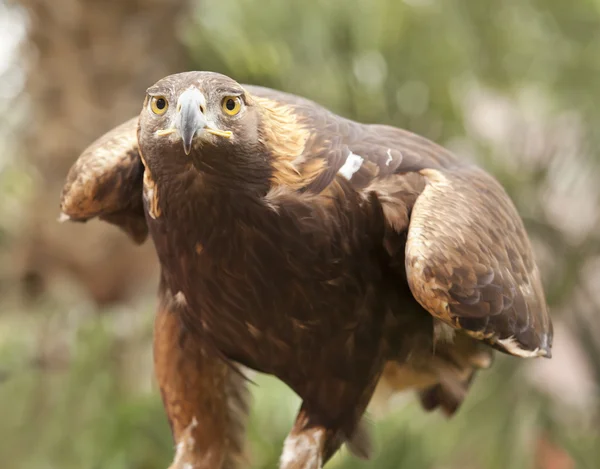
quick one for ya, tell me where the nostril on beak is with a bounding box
[175,87,209,155]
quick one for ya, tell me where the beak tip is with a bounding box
[182,136,193,155]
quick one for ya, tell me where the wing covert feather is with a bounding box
[60,116,147,244]
[248,85,552,358]
[404,166,552,357]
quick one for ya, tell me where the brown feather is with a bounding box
[252,95,326,190]
[155,281,251,469]
[59,116,147,243]
[405,167,552,357]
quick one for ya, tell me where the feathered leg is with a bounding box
[279,408,330,469]
[154,282,251,469]
[279,364,383,469]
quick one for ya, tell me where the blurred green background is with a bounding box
[0,0,598,468]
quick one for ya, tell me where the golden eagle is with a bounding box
[60,71,553,469]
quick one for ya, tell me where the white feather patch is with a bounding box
[280,429,324,469]
[338,151,364,180]
[174,291,187,307]
[385,148,393,166]
[171,417,198,468]
[57,212,71,223]
[496,336,546,358]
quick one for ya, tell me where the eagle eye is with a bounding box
[222,96,242,116]
[150,96,168,115]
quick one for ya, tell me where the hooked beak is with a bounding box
[155,87,233,153]
[176,87,207,155]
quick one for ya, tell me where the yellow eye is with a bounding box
[150,96,168,115]
[222,96,242,116]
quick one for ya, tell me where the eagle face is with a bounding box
[138,71,267,187]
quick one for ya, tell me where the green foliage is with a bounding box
[0,303,173,469]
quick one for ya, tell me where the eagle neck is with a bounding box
[156,168,272,251]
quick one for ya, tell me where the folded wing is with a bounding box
[404,166,553,357]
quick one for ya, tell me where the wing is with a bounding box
[404,165,552,357]
[250,88,553,359]
[60,116,148,244]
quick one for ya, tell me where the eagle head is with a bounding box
[138,71,273,189]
